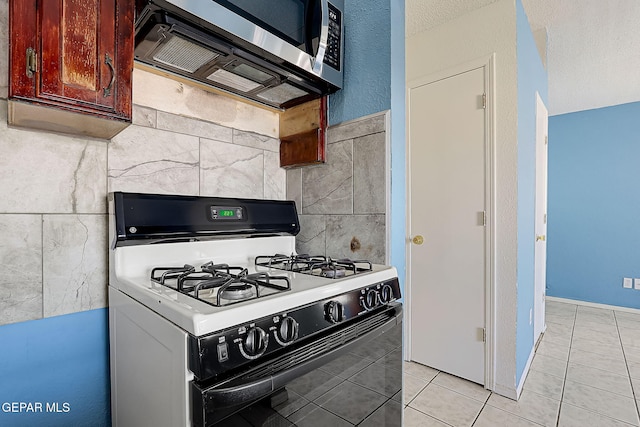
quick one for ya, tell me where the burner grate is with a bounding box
[151,264,196,287]
[255,254,373,278]
[150,262,290,307]
[255,254,373,279]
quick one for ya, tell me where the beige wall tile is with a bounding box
[200,138,264,199]
[354,132,386,214]
[0,101,107,214]
[108,125,199,195]
[302,139,353,215]
[0,215,42,325]
[264,150,286,200]
[43,214,107,317]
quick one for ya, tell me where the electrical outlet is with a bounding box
[624,278,633,289]
[635,279,640,290]
[529,308,532,325]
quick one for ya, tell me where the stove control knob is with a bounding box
[362,289,378,310]
[379,284,394,303]
[242,327,268,358]
[325,301,344,323]
[277,317,299,344]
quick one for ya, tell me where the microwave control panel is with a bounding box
[325,3,342,70]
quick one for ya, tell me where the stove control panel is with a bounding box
[274,316,299,345]
[325,301,344,323]
[209,205,244,221]
[188,277,401,381]
[360,282,397,311]
[240,326,269,359]
[380,284,394,303]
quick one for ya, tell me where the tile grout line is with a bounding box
[404,366,480,426]
[402,365,439,421]
[553,305,577,426]
[567,308,639,425]
[614,311,640,422]
[468,390,490,426]
[403,365,439,408]
[415,370,491,426]
[471,316,564,427]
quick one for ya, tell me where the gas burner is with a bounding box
[151,262,290,306]
[321,265,346,278]
[219,284,255,300]
[255,254,373,278]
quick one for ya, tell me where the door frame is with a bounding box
[533,92,548,342]
[405,55,496,390]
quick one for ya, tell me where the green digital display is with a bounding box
[210,206,243,220]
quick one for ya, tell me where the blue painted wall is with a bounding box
[389,0,406,292]
[328,0,405,293]
[547,102,640,309]
[0,309,110,427]
[328,0,391,126]
[515,0,548,385]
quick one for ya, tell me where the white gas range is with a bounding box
[108,192,402,427]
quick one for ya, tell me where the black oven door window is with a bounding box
[213,0,321,56]
[192,310,403,426]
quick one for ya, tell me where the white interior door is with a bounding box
[534,93,548,341]
[408,67,487,385]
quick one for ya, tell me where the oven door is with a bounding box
[191,303,403,426]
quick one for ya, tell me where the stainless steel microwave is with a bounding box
[134,0,344,109]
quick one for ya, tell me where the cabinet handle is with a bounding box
[26,47,37,78]
[103,53,115,97]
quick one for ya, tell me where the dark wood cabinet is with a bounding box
[9,0,134,139]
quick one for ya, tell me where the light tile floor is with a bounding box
[403,301,640,426]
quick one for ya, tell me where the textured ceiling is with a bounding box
[406,0,640,116]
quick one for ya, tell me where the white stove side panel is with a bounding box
[109,287,191,427]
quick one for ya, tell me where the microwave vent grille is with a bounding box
[207,69,263,93]
[257,83,308,104]
[153,35,220,73]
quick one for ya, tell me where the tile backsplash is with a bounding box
[287,112,388,264]
[0,72,282,326]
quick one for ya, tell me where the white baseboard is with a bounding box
[547,296,640,315]
[515,345,535,399]
[492,383,517,400]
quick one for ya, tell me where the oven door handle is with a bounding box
[193,305,402,409]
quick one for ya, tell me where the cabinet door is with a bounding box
[9,0,133,135]
[39,0,118,112]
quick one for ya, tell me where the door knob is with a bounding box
[535,235,546,242]
[412,235,424,245]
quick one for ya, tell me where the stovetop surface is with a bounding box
[109,236,397,336]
